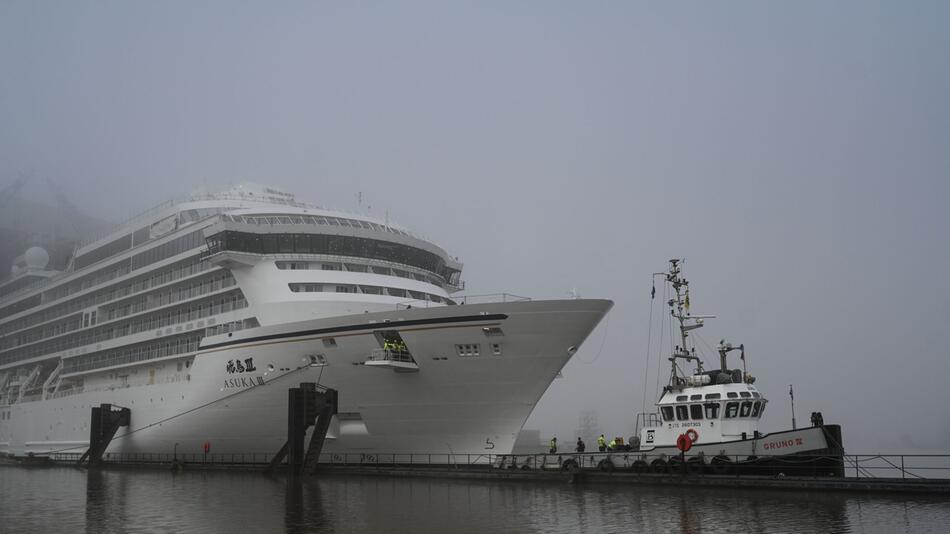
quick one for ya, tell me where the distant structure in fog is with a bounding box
[0,177,111,275]
[575,409,598,441]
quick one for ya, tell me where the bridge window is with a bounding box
[293,234,309,252]
[751,401,762,417]
[675,405,689,421]
[690,394,702,401]
[676,395,688,402]
[210,231,453,281]
[689,404,703,419]
[727,392,739,399]
[705,393,721,400]
[724,402,739,419]
[740,392,752,398]
[704,402,720,419]
[739,401,753,417]
[279,235,294,253]
[661,406,674,421]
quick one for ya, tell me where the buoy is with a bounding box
[685,428,699,443]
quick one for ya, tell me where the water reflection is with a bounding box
[1,467,948,533]
[285,476,328,534]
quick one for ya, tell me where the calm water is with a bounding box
[2,467,949,533]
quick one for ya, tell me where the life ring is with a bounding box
[685,429,699,443]
[676,434,692,452]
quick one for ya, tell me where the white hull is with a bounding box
[1,299,611,460]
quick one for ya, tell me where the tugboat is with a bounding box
[497,259,845,476]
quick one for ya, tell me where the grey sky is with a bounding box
[2,1,948,452]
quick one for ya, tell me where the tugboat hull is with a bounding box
[496,424,845,477]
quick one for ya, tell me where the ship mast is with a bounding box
[664,259,709,388]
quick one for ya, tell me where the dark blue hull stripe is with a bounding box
[201,313,509,351]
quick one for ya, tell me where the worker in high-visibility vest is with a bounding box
[597,434,607,452]
[549,437,557,454]
[608,438,617,451]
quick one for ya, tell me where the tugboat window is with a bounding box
[705,393,721,400]
[676,395,688,402]
[704,402,720,419]
[739,401,753,417]
[751,401,761,417]
[675,405,689,421]
[740,392,752,398]
[661,406,674,421]
[690,394,702,401]
[727,392,739,399]
[724,402,739,418]
[689,404,704,419]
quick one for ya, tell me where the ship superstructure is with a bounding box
[0,184,611,459]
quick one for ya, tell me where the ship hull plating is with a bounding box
[0,299,611,461]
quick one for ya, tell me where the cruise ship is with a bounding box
[0,184,611,459]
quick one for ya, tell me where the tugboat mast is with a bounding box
[664,258,709,387]
[659,258,755,391]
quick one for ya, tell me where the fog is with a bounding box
[2,1,948,453]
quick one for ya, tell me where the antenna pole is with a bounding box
[789,384,797,430]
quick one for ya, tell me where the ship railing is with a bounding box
[0,271,62,306]
[451,293,532,305]
[366,349,414,363]
[28,451,950,479]
[634,412,663,435]
[48,386,84,400]
[218,212,420,240]
[75,192,322,251]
